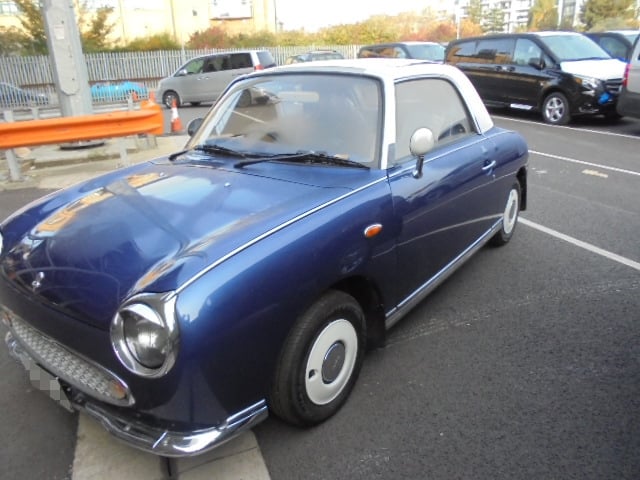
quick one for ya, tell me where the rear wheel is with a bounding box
[270,290,365,427]
[490,182,521,247]
[542,92,570,125]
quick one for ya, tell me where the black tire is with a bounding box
[270,290,366,427]
[162,91,180,109]
[541,92,570,125]
[490,182,521,247]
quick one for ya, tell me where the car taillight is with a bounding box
[622,63,630,87]
[254,64,264,71]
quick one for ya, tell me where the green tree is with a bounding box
[580,0,636,30]
[122,33,181,51]
[13,0,47,54]
[79,5,115,52]
[0,26,25,55]
[483,8,506,33]
[466,0,484,25]
[529,0,559,31]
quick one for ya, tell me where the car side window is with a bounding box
[230,53,252,69]
[393,47,407,58]
[183,58,204,75]
[395,78,473,161]
[475,38,515,64]
[446,41,477,64]
[513,39,543,65]
[599,37,627,60]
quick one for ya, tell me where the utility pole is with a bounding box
[41,0,92,117]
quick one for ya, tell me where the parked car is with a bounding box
[1,59,528,457]
[90,81,148,102]
[585,30,640,62]
[284,50,345,64]
[0,81,48,109]
[617,34,640,119]
[358,41,445,62]
[157,50,277,109]
[445,31,626,125]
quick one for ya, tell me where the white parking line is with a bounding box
[520,218,640,272]
[530,150,640,177]
[493,115,640,140]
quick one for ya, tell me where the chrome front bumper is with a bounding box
[5,329,268,457]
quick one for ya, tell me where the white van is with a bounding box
[617,38,640,119]
[157,50,276,109]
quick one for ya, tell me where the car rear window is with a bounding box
[257,51,276,68]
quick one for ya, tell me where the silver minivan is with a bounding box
[157,50,276,108]
[617,38,640,119]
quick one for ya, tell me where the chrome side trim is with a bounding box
[385,219,502,330]
[177,176,389,294]
[80,399,268,457]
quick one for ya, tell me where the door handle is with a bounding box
[482,160,497,172]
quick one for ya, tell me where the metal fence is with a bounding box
[0,45,361,108]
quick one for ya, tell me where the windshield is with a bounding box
[540,34,611,62]
[406,43,445,62]
[187,73,382,166]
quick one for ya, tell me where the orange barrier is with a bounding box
[0,99,163,150]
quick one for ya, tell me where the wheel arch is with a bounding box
[517,166,527,211]
[330,275,387,350]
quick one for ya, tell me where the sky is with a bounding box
[274,0,434,31]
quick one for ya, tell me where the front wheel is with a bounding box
[542,92,570,125]
[162,91,180,109]
[270,290,365,427]
[490,182,521,247]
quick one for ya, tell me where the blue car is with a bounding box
[90,80,148,102]
[1,60,528,457]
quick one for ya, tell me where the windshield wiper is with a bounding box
[168,144,248,162]
[234,151,369,169]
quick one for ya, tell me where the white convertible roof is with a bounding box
[268,58,494,134]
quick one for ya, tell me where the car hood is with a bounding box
[560,58,626,80]
[0,158,373,329]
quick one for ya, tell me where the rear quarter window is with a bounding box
[446,41,477,64]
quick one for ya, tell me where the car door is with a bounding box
[505,38,554,109]
[388,77,501,302]
[175,56,206,104]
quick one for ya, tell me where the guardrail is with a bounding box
[1,99,163,182]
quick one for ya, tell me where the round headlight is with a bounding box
[111,293,179,377]
[121,304,169,369]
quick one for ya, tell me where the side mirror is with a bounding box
[187,118,204,137]
[410,127,435,179]
[177,69,188,77]
[528,58,545,70]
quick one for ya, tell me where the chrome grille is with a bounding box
[10,316,134,406]
[605,78,623,95]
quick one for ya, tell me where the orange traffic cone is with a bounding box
[170,98,183,133]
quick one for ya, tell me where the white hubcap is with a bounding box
[502,188,519,235]
[305,319,358,405]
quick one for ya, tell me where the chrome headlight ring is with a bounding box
[111,292,179,378]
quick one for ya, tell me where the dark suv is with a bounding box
[445,31,626,124]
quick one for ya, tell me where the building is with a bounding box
[0,0,278,46]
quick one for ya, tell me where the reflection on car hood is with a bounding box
[0,158,370,329]
[560,58,626,80]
